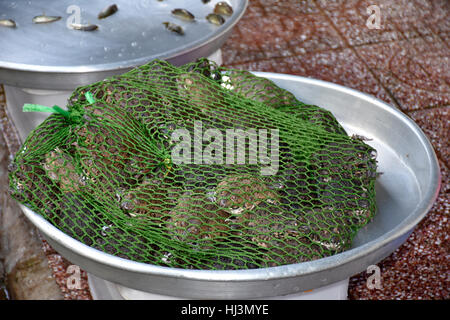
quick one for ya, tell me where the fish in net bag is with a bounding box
[9,58,378,269]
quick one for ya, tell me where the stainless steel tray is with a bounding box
[19,73,441,299]
[0,0,247,89]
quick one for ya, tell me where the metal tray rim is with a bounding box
[19,73,441,283]
[0,1,248,74]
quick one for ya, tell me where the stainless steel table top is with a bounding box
[0,0,247,89]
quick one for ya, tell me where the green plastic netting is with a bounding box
[8,58,377,269]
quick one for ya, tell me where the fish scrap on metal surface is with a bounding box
[0,19,16,28]
[70,23,99,31]
[98,4,118,20]
[171,8,195,22]
[32,15,62,24]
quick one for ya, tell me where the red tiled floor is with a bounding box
[315,0,361,12]
[408,107,450,167]
[257,0,321,15]
[284,14,347,55]
[236,15,290,47]
[318,0,449,43]
[441,33,450,49]
[293,48,395,104]
[388,0,449,40]
[222,5,347,63]
[355,39,450,110]
[429,24,450,43]
[222,15,296,65]
[316,0,404,46]
[407,37,450,86]
[238,14,297,59]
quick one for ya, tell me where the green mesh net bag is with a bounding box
[8,58,377,269]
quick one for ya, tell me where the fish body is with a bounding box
[214,2,233,16]
[43,148,86,192]
[215,174,278,214]
[206,13,225,26]
[0,19,16,28]
[167,193,230,243]
[163,22,184,35]
[171,8,195,22]
[32,15,62,24]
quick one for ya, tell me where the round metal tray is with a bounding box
[0,0,247,89]
[19,73,441,299]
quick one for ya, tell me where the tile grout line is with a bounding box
[274,10,327,72]
[397,29,450,90]
[426,0,450,50]
[314,1,449,192]
[313,0,404,110]
[383,6,450,91]
[436,33,450,49]
[408,104,450,112]
[228,8,436,69]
